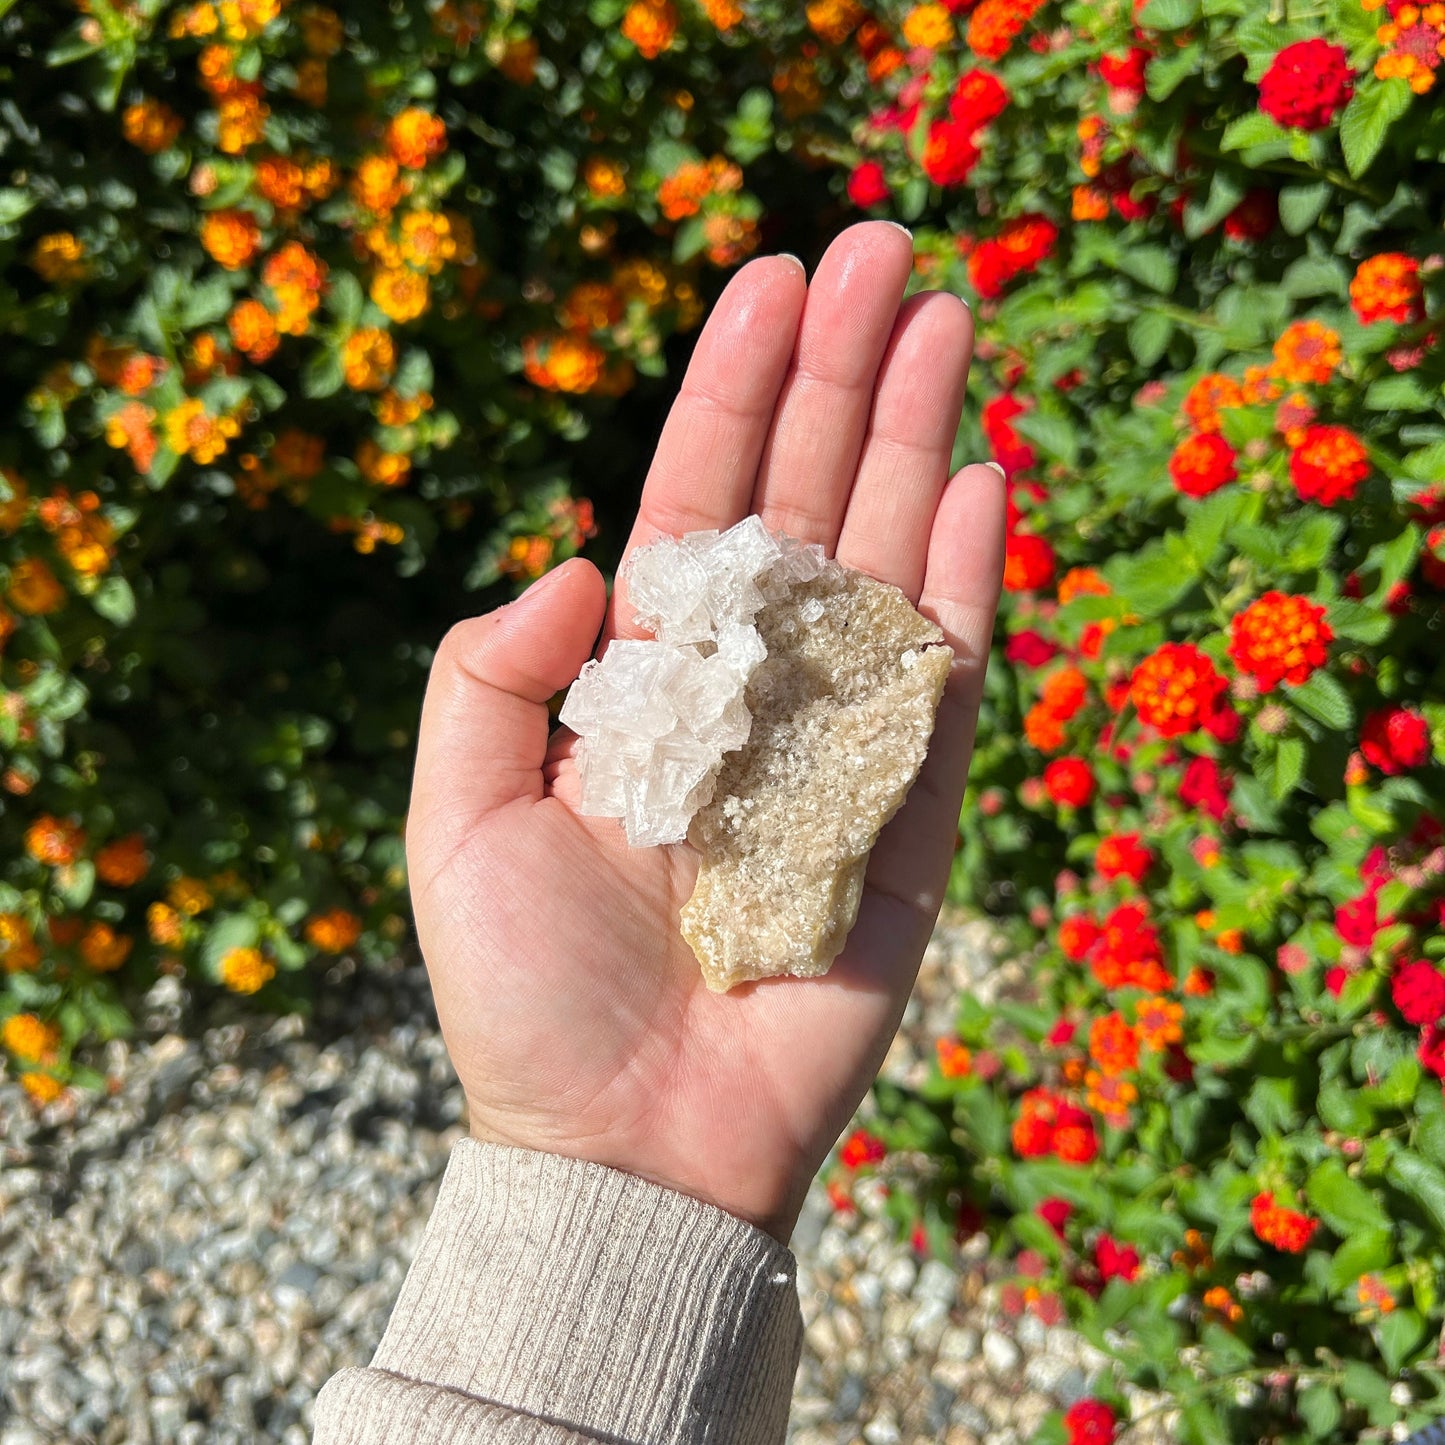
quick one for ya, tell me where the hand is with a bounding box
[405,222,1006,1242]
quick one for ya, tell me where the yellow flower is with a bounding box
[0,469,28,534]
[621,0,678,57]
[356,440,411,488]
[163,400,242,464]
[301,5,345,54]
[200,210,262,270]
[399,211,457,274]
[147,902,185,946]
[342,329,397,391]
[304,908,362,954]
[0,914,40,974]
[167,877,214,916]
[31,233,87,285]
[123,99,184,154]
[219,946,275,994]
[371,267,431,323]
[218,0,281,41]
[2,1013,60,1063]
[583,156,627,199]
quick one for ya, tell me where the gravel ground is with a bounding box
[0,917,1162,1444]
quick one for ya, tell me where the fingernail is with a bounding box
[777,252,805,273]
[982,461,1007,480]
[884,221,914,242]
[513,562,570,610]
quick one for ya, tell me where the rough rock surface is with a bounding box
[0,920,1171,1444]
[684,566,950,991]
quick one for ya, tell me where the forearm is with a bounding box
[314,1139,803,1444]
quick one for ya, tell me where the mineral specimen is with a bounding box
[560,516,951,991]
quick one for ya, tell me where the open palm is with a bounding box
[405,223,1006,1242]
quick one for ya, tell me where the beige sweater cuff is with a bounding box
[314,1139,803,1445]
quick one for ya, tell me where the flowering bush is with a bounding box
[5,1,1444,1438]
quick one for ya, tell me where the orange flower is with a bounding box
[499,37,540,84]
[1250,1191,1318,1253]
[351,155,409,216]
[968,0,1047,60]
[583,156,628,199]
[1182,372,1244,433]
[31,233,87,285]
[1271,319,1341,385]
[301,5,344,54]
[903,2,955,46]
[356,440,411,488]
[501,534,555,579]
[702,213,759,267]
[371,267,430,323]
[342,329,397,391]
[621,0,678,56]
[1084,1069,1136,1128]
[1072,185,1109,222]
[216,88,269,154]
[262,241,328,335]
[1356,1273,1397,1317]
[658,156,743,221]
[200,210,262,269]
[522,334,606,394]
[147,902,185,946]
[1023,704,1066,752]
[104,402,158,473]
[273,429,327,478]
[806,0,864,44]
[2,1013,60,1063]
[1228,591,1332,691]
[1057,567,1109,605]
[561,282,623,333]
[699,0,745,27]
[7,558,65,615]
[117,353,166,396]
[1135,997,1184,1051]
[123,98,184,154]
[0,914,40,974]
[936,1037,973,1078]
[228,299,280,362]
[96,834,150,887]
[220,946,275,994]
[1088,1012,1139,1076]
[304,908,362,953]
[20,1072,63,1106]
[80,922,132,972]
[254,155,305,210]
[1041,665,1088,720]
[163,400,242,464]
[1202,1285,1243,1325]
[386,108,447,169]
[399,211,457,274]
[376,390,432,427]
[168,877,214,916]
[1350,252,1423,324]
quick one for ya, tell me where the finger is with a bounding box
[835,291,973,602]
[409,560,608,865]
[602,254,807,646]
[862,462,1008,913]
[750,221,915,551]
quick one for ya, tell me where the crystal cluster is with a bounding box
[558,516,827,847]
[562,515,951,991]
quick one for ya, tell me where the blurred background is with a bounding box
[1,2,1442,1441]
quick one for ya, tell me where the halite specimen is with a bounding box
[560,516,951,991]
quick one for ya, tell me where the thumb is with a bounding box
[409,558,608,854]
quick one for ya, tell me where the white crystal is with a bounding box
[564,517,829,846]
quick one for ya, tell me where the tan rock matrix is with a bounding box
[560,517,950,991]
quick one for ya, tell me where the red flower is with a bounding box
[1361,705,1431,775]
[1228,591,1332,691]
[950,68,1010,129]
[1290,425,1370,507]
[839,1128,886,1170]
[846,160,889,208]
[1095,1234,1140,1282]
[1420,1025,1445,1079]
[1089,902,1172,993]
[1325,966,1349,997]
[1038,1196,1073,1237]
[1097,833,1153,883]
[968,214,1058,298]
[1013,1088,1098,1163]
[1005,628,1059,666]
[1169,433,1237,497]
[1335,892,1380,946]
[1250,1191,1319,1252]
[1130,643,1228,737]
[1098,47,1150,93]
[1004,531,1055,592]
[1223,188,1278,242]
[1064,1399,1118,1445]
[922,119,982,187]
[1044,757,1096,807]
[1180,756,1231,819]
[982,392,1037,476]
[1393,960,1445,1027]
[1059,914,1099,960]
[1351,253,1424,325]
[1258,39,1354,131]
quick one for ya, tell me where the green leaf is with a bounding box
[1296,1385,1342,1436]
[1271,736,1306,800]
[329,272,364,330]
[180,275,233,330]
[1339,79,1412,178]
[1278,182,1331,235]
[1306,1158,1391,1234]
[1220,113,1288,153]
[1327,1226,1393,1292]
[1327,599,1393,644]
[1137,0,1200,25]
[54,861,95,910]
[1367,372,1435,412]
[1318,1079,1375,1134]
[1377,1308,1427,1373]
[1116,246,1177,294]
[0,187,36,224]
[301,349,344,400]
[1289,671,1354,732]
[199,913,261,981]
[1244,1075,1298,1135]
[1341,1360,1396,1424]
[1013,411,1080,469]
[90,576,136,627]
[1128,310,1173,366]
[1388,1151,1445,1235]
[1146,47,1198,101]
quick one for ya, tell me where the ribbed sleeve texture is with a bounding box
[312,1139,803,1444]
